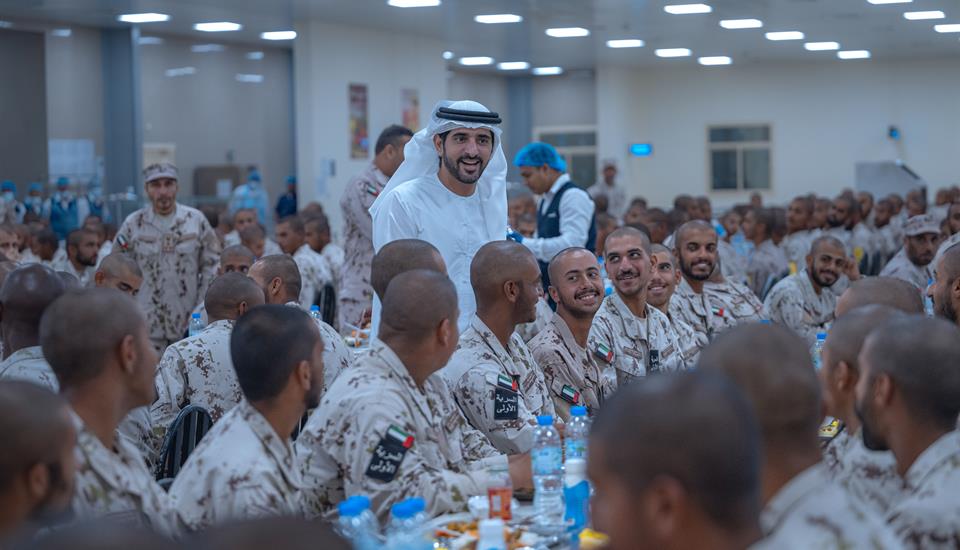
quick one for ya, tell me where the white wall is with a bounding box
[447,71,510,146]
[294,21,447,239]
[45,26,104,158]
[532,72,596,129]
[597,59,960,210]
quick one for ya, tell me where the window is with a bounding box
[708,125,771,191]
[534,126,597,188]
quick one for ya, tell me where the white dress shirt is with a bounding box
[523,174,595,263]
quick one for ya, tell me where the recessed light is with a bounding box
[51,28,71,37]
[698,56,732,65]
[191,44,225,53]
[903,11,944,20]
[655,48,692,58]
[246,51,265,60]
[164,67,196,77]
[0,21,12,29]
[606,39,645,48]
[837,50,871,59]
[664,3,712,14]
[765,31,805,41]
[459,56,494,66]
[236,73,264,83]
[194,22,242,32]
[866,0,911,4]
[545,27,590,38]
[497,61,530,70]
[804,41,840,51]
[934,24,960,33]
[117,13,170,23]
[720,19,763,29]
[138,36,164,45]
[442,51,454,60]
[261,31,296,40]
[387,0,440,7]
[532,66,563,76]
[474,14,522,24]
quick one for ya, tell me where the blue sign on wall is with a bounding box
[630,143,653,157]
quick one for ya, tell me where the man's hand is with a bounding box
[507,453,533,491]
[844,255,861,281]
[506,228,524,243]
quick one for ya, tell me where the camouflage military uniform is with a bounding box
[718,238,749,285]
[296,340,506,522]
[763,271,835,345]
[169,399,303,531]
[443,316,556,455]
[747,239,789,297]
[822,425,902,516]
[292,244,332,310]
[670,277,764,342]
[666,311,707,365]
[115,203,220,350]
[514,297,553,343]
[886,431,960,549]
[750,462,902,549]
[528,313,611,422]
[781,230,816,266]
[70,410,179,537]
[0,346,57,390]
[151,320,240,449]
[338,164,387,329]
[588,292,687,391]
[879,248,932,291]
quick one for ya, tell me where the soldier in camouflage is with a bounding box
[647,244,708,363]
[0,265,66,390]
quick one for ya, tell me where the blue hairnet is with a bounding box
[248,170,261,183]
[1,180,14,192]
[56,176,69,187]
[514,142,566,172]
[28,182,42,192]
[286,175,296,185]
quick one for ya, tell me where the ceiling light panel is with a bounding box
[606,39,645,48]
[545,27,590,37]
[720,19,763,29]
[655,48,692,57]
[765,31,805,41]
[475,14,522,24]
[118,13,169,23]
[194,22,242,32]
[664,3,713,15]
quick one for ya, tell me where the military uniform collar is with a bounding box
[761,462,829,534]
[904,431,960,493]
[368,339,436,422]
[469,315,519,375]
[234,399,301,487]
[549,312,585,354]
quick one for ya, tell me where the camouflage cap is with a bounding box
[903,213,939,237]
[143,162,178,184]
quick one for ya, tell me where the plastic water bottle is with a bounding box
[925,278,935,317]
[564,406,590,461]
[476,518,507,550]
[310,304,322,321]
[811,332,827,370]
[563,458,590,546]
[385,497,431,550]
[337,495,380,550]
[532,415,564,533]
[188,312,204,337]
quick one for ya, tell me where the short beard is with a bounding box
[937,293,958,323]
[441,143,484,185]
[679,257,712,282]
[810,269,837,289]
[855,401,888,452]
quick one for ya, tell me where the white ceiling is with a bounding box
[0,0,958,71]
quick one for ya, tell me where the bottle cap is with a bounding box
[191,313,201,319]
[536,415,554,426]
[310,304,320,311]
[478,518,506,544]
[570,406,587,417]
[816,332,827,340]
[338,495,371,517]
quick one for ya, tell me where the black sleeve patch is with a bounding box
[365,426,413,482]
[494,387,519,420]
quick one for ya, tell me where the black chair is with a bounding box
[317,283,337,326]
[155,405,213,484]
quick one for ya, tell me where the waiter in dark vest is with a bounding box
[510,142,596,305]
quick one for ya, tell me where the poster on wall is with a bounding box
[349,83,369,159]
[402,88,420,131]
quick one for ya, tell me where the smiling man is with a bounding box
[371,100,507,332]
[647,244,707,363]
[879,213,940,292]
[763,236,852,345]
[588,227,687,391]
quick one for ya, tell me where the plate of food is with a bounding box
[431,518,539,550]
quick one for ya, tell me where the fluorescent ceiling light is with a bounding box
[193,22,242,32]
[934,24,960,33]
[474,14,522,24]
[903,11,944,20]
[765,31,804,41]
[804,41,840,51]
[664,3,713,14]
[387,0,441,7]
[117,13,169,23]
[837,50,871,59]
[497,61,530,70]
[261,31,296,40]
[532,66,563,75]
[655,48,692,58]
[138,36,164,45]
[191,44,225,53]
[545,27,590,38]
[458,56,494,66]
[866,0,911,4]
[51,28,71,37]
[606,39,645,48]
[235,73,264,83]
[720,18,763,29]
[442,50,454,60]
[0,21,12,28]
[246,51,264,60]
[164,66,196,77]
[698,56,731,65]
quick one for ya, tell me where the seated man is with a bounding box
[0,381,76,540]
[589,370,763,550]
[94,253,143,297]
[170,305,323,531]
[529,248,611,421]
[856,316,960,547]
[0,265,66,390]
[879,213,939,292]
[275,216,332,309]
[40,289,177,536]
[742,207,789,297]
[247,254,351,389]
[192,244,257,324]
[443,241,556,454]
[763,236,850,344]
[820,306,904,515]
[238,224,282,260]
[647,243,707,363]
[835,276,924,317]
[296,270,530,521]
[151,273,265,445]
[223,208,257,247]
[589,227,687,391]
[698,324,898,548]
[53,229,99,287]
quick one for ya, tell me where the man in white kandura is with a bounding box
[370,100,508,332]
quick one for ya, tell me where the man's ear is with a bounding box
[835,360,859,391]
[119,334,137,374]
[295,360,312,392]
[503,281,520,303]
[437,318,453,348]
[433,134,443,155]
[237,300,249,317]
[25,462,51,501]
[94,271,105,286]
[548,286,560,305]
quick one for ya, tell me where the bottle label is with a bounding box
[564,440,586,460]
[532,446,562,475]
[488,486,513,520]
